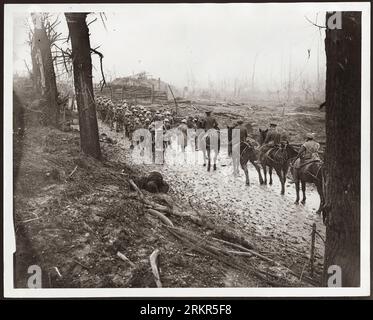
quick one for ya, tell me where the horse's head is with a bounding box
[258,128,268,145]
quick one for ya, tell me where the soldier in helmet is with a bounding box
[108,101,116,130]
[203,110,219,130]
[164,118,171,130]
[116,104,125,132]
[292,133,321,180]
[259,122,281,154]
[264,123,281,145]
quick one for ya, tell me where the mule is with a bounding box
[232,140,264,185]
[259,141,298,195]
[200,129,220,172]
[291,159,325,215]
[228,126,264,185]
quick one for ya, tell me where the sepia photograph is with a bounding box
[3,2,371,298]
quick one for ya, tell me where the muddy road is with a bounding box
[99,121,326,281]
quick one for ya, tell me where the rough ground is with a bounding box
[14,100,325,289]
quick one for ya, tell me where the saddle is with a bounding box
[262,145,281,163]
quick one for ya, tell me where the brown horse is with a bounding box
[258,129,274,185]
[290,159,325,216]
[228,126,264,185]
[259,129,298,194]
[232,140,264,185]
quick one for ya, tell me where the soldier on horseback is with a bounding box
[292,133,320,179]
[291,133,324,214]
[263,123,281,147]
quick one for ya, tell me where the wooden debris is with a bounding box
[19,216,41,224]
[54,267,62,278]
[149,249,162,288]
[129,179,144,200]
[73,259,91,270]
[188,215,255,250]
[67,165,78,179]
[117,251,136,268]
[146,208,174,227]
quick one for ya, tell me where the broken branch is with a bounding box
[146,208,174,227]
[117,251,136,268]
[149,249,162,288]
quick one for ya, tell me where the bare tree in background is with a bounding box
[322,12,361,287]
[65,13,101,159]
[30,13,59,126]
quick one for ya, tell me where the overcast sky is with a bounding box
[12,4,326,91]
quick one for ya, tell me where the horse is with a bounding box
[231,140,264,185]
[200,129,220,171]
[258,128,274,185]
[228,126,264,185]
[259,136,298,195]
[290,159,325,216]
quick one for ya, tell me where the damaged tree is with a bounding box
[30,13,59,126]
[322,12,361,287]
[65,13,101,159]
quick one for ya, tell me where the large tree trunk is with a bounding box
[31,13,59,126]
[30,42,42,95]
[322,12,361,287]
[65,13,101,159]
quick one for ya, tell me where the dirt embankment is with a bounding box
[13,127,261,288]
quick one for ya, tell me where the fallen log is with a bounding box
[129,179,144,200]
[211,237,254,254]
[146,208,174,227]
[189,215,255,250]
[144,203,172,215]
[149,249,162,288]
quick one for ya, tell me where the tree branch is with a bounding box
[90,47,107,91]
[304,15,326,29]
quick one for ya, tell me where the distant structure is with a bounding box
[95,72,178,104]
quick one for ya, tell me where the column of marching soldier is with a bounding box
[95,96,177,140]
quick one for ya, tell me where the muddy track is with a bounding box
[98,121,326,282]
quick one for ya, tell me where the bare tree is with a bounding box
[30,13,59,126]
[251,52,259,92]
[65,13,101,159]
[322,12,361,287]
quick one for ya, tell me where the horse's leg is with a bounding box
[262,164,268,185]
[301,180,306,204]
[293,168,300,204]
[275,167,285,195]
[152,143,156,163]
[251,159,264,185]
[202,148,207,166]
[283,165,288,184]
[294,180,300,204]
[242,163,250,186]
[207,148,211,172]
[233,154,239,176]
[212,148,218,171]
[316,183,324,214]
[269,166,273,185]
